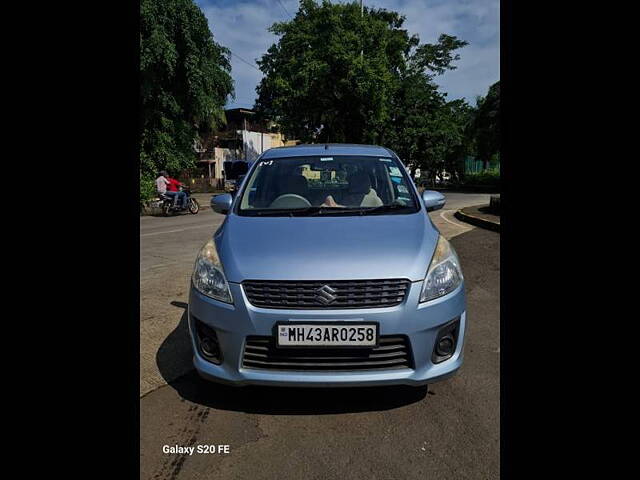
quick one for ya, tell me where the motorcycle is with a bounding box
[159,185,200,216]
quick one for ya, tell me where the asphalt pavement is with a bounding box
[140,226,500,480]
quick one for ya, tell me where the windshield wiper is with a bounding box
[249,208,301,216]
[246,206,367,217]
[358,203,415,215]
[307,206,370,216]
[244,204,414,217]
[308,205,414,216]
[247,206,339,216]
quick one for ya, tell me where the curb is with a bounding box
[454,208,501,233]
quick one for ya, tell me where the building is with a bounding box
[186,108,299,191]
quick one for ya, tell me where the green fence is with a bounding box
[464,156,500,174]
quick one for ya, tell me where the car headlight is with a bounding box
[192,238,233,304]
[420,235,463,302]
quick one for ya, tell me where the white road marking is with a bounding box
[140,224,212,237]
[439,210,472,229]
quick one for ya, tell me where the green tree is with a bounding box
[384,74,473,184]
[441,99,476,182]
[383,31,470,184]
[140,0,234,199]
[472,81,500,170]
[255,0,466,146]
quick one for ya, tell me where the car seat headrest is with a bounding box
[279,175,309,196]
[347,171,371,194]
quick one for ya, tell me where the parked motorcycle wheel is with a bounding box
[188,198,200,214]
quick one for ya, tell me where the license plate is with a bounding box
[276,323,378,347]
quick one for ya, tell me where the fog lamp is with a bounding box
[436,334,455,356]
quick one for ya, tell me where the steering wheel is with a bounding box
[269,194,311,209]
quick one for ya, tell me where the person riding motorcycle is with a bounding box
[165,174,187,209]
[155,171,186,209]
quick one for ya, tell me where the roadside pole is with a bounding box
[360,0,363,59]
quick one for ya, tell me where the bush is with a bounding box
[462,169,500,187]
[140,174,157,209]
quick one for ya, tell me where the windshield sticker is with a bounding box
[389,166,402,176]
[379,158,392,162]
[320,157,334,161]
[259,160,274,166]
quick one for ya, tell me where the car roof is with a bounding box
[260,143,394,160]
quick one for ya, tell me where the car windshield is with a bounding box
[237,155,420,216]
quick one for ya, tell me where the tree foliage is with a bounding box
[385,71,474,183]
[256,0,397,143]
[255,0,471,181]
[140,0,234,183]
[472,81,500,169]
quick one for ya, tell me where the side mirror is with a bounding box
[211,193,233,215]
[422,190,446,212]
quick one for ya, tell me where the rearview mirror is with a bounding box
[211,193,233,215]
[422,190,445,212]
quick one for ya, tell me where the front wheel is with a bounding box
[188,198,200,214]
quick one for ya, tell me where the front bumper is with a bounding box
[188,281,466,387]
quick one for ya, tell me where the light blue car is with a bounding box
[188,144,465,387]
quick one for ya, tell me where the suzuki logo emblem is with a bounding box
[315,285,337,304]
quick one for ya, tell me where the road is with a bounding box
[426,192,490,239]
[140,226,499,480]
[140,192,490,395]
[140,192,498,479]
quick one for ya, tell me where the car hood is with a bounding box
[216,212,439,283]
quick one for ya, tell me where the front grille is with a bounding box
[242,279,411,309]
[242,335,413,371]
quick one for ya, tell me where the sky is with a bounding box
[196,0,499,109]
